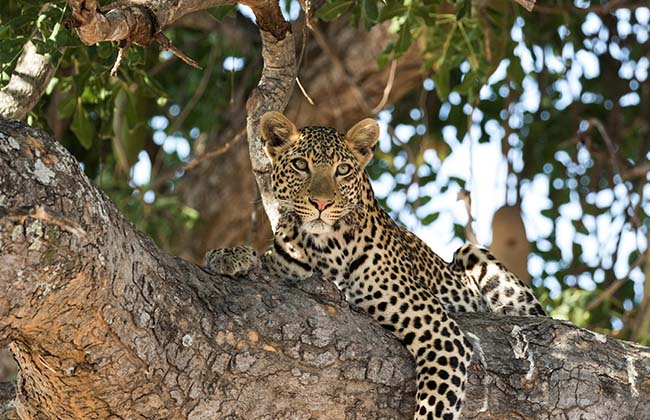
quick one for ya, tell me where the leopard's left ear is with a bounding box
[344,118,379,168]
[260,111,299,160]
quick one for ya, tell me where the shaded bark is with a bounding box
[0,381,16,419]
[1,118,650,420]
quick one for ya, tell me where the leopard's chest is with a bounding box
[300,231,395,296]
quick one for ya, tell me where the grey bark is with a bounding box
[1,118,650,420]
[0,42,58,121]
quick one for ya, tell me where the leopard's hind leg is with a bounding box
[452,244,546,316]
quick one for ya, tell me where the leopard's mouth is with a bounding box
[303,218,333,234]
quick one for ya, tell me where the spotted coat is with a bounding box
[206,112,546,420]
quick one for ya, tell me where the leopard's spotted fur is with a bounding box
[206,112,546,420]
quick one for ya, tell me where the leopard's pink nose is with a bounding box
[309,197,333,211]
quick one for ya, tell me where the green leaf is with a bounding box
[456,70,479,97]
[57,93,77,119]
[207,5,237,20]
[361,0,378,29]
[96,42,115,59]
[456,0,471,20]
[394,23,413,56]
[434,66,450,101]
[422,212,440,225]
[317,0,354,21]
[0,38,25,62]
[378,0,407,20]
[71,99,96,150]
[418,196,432,206]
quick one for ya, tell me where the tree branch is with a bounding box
[0,42,59,120]
[243,0,295,232]
[1,118,650,419]
[66,0,236,46]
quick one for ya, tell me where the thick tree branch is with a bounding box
[66,0,236,46]
[0,42,58,120]
[243,1,295,232]
[1,119,650,419]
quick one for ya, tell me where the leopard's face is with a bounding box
[260,113,380,234]
[272,127,364,233]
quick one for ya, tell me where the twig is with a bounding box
[167,43,219,134]
[155,33,202,69]
[110,42,127,77]
[589,118,622,179]
[294,0,315,105]
[586,254,645,312]
[296,77,315,105]
[588,118,642,228]
[371,60,397,114]
[457,189,478,244]
[147,128,246,193]
[622,162,650,181]
[183,128,246,171]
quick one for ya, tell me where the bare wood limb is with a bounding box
[0,42,59,120]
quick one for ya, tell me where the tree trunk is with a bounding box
[1,119,649,420]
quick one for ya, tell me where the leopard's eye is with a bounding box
[292,158,309,172]
[336,163,352,176]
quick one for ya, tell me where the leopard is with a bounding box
[205,111,546,420]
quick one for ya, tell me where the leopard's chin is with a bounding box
[303,219,334,234]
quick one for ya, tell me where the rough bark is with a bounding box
[243,7,295,234]
[0,42,58,121]
[66,0,236,46]
[1,118,650,420]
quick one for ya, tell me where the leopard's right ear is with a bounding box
[260,112,299,160]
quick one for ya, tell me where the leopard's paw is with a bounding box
[204,246,260,277]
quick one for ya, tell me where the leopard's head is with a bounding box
[260,112,379,234]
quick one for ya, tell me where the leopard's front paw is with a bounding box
[204,246,260,277]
